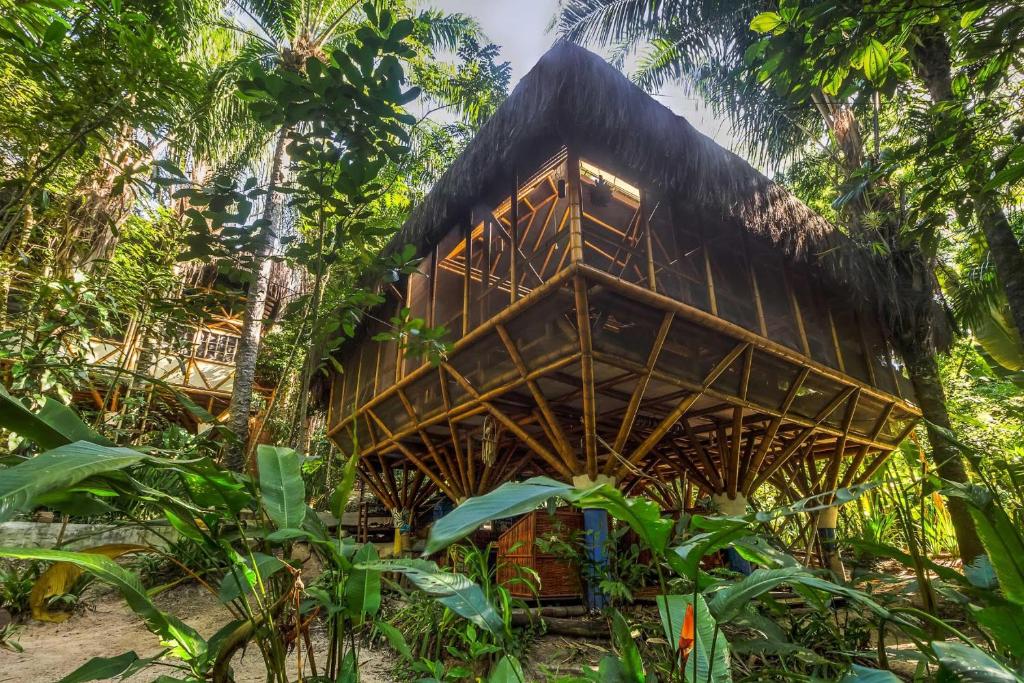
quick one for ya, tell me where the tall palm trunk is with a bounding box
[825,99,985,565]
[289,265,328,452]
[913,26,1024,343]
[225,126,289,471]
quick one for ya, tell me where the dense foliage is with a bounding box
[0,0,1023,681]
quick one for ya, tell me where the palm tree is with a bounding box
[211,0,488,469]
[555,0,986,563]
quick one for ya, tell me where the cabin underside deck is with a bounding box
[328,263,919,510]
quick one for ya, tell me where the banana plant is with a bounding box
[0,392,513,682]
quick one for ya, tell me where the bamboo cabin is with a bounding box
[322,43,922,568]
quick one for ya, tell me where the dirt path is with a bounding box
[1,583,396,683]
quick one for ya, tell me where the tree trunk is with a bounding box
[0,203,33,328]
[225,126,289,471]
[901,343,986,565]
[815,85,985,566]
[913,26,1024,343]
[289,245,329,453]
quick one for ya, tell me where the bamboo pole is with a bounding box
[750,387,856,491]
[574,275,598,479]
[441,362,574,479]
[495,323,577,470]
[740,367,809,495]
[610,311,674,460]
[614,342,748,479]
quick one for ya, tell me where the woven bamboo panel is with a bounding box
[497,509,583,599]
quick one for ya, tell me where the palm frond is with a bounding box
[413,10,482,53]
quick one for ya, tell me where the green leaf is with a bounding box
[359,559,503,635]
[375,621,412,661]
[708,567,805,623]
[0,385,111,450]
[572,485,673,554]
[841,664,901,682]
[425,477,572,554]
[749,11,783,33]
[672,520,751,577]
[657,594,731,683]
[609,610,645,682]
[0,547,205,658]
[862,39,890,83]
[256,445,306,530]
[961,7,988,28]
[330,451,360,520]
[972,605,1024,654]
[56,652,141,683]
[217,552,286,603]
[966,496,1024,605]
[0,441,145,522]
[983,163,1024,193]
[932,641,1020,682]
[345,543,381,621]
[488,654,526,683]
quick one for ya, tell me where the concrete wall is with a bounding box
[0,521,178,550]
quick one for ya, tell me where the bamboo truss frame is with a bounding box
[327,149,921,515]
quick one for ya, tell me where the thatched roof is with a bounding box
[384,42,945,341]
[311,42,948,404]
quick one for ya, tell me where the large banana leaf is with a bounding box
[974,302,1024,372]
[708,567,805,623]
[358,559,503,635]
[575,485,673,555]
[256,445,306,530]
[657,594,731,683]
[329,450,360,520]
[0,384,111,450]
[345,542,381,622]
[426,477,573,554]
[0,441,146,522]
[55,651,157,683]
[30,543,153,622]
[0,547,206,659]
[840,665,901,682]
[217,552,286,603]
[932,641,1021,683]
[488,655,526,683]
[967,501,1024,606]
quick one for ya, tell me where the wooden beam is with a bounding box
[496,323,578,471]
[366,408,459,501]
[840,401,894,489]
[574,275,598,479]
[328,260,580,438]
[610,311,675,462]
[750,387,856,492]
[576,263,918,416]
[681,417,725,491]
[510,170,520,303]
[441,362,574,479]
[821,388,860,500]
[727,406,743,499]
[740,367,809,495]
[395,389,462,499]
[614,342,748,479]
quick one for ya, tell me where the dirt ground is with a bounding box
[1,582,606,683]
[1,582,397,683]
